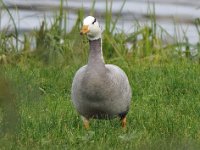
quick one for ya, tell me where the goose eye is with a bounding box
[92,18,96,24]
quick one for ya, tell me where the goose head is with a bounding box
[80,16,102,41]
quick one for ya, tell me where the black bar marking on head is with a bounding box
[92,18,96,24]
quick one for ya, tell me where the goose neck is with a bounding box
[88,38,105,65]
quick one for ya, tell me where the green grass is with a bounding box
[1,61,200,149]
[1,1,200,149]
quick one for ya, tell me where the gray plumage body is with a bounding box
[71,39,132,119]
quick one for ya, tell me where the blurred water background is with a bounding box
[0,0,200,44]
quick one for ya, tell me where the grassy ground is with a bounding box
[1,60,200,149]
[1,1,200,149]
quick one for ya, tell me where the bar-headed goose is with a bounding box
[71,16,132,128]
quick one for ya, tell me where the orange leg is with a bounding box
[81,116,89,129]
[121,116,127,128]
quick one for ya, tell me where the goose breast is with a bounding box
[71,64,131,118]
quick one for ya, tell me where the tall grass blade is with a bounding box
[0,0,19,51]
[111,0,126,33]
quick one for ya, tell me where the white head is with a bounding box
[80,16,102,41]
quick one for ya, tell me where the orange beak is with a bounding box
[80,25,89,35]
